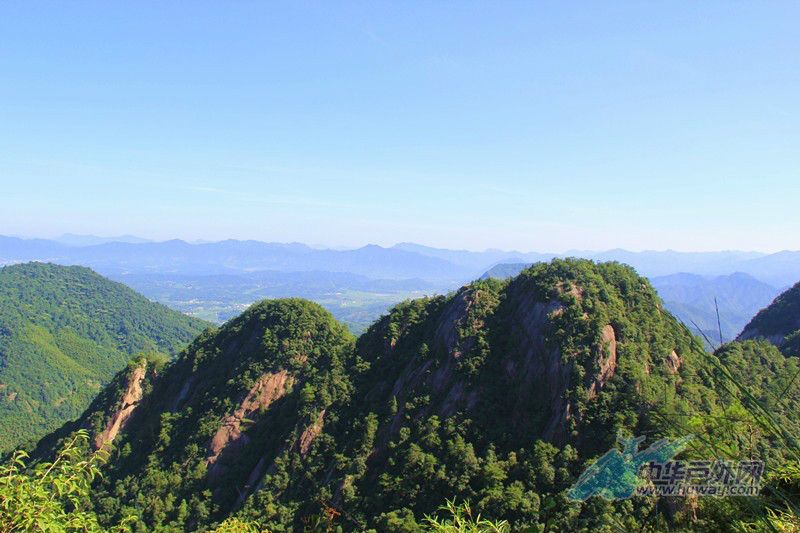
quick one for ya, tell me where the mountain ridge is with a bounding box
[738,280,800,356]
[32,258,797,532]
[4,235,797,284]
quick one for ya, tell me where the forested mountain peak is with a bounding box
[32,259,797,532]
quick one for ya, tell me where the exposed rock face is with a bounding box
[94,360,147,450]
[206,370,294,481]
[376,286,622,449]
[588,325,618,399]
[235,408,327,508]
[558,281,584,300]
[433,288,483,359]
[666,350,682,374]
[429,288,489,414]
[170,377,194,413]
[366,288,491,446]
[298,409,326,455]
[507,295,572,443]
[0,385,17,403]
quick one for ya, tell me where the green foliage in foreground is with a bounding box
[1,431,507,533]
[0,430,131,532]
[18,260,800,532]
[423,501,509,533]
[0,262,209,452]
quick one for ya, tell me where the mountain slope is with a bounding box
[649,272,780,344]
[738,280,800,356]
[480,262,530,280]
[37,298,357,530]
[30,259,788,531]
[0,262,209,451]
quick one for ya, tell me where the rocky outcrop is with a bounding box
[387,285,612,447]
[206,370,294,482]
[298,409,326,455]
[557,281,584,300]
[0,385,16,403]
[666,350,682,374]
[170,376,194,413]
[588,325,618,399]
[507,295,573,443]
[237,408,329,508]
[94,360,147,450]
[433,287,486,358]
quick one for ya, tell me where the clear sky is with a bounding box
[1,2,798,252]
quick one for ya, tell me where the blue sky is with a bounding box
[1,2,798,252]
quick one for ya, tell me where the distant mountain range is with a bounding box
[53,234,153,247]
[650,272,781,345]
[481,251,800,289]
[4,236,799,337]
[0,237,473,280]
[3,235,799,286]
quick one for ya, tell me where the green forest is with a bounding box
[0,262,209,452]
[739,280,800,357]
[7,259,799,532]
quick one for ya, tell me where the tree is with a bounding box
[0,430,132,532]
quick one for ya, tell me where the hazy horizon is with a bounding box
[3,232,786,256]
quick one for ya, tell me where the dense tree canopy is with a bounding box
[17,260,800,532]
[0,262,209,452]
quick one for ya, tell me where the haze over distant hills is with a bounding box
[650,272,781,344]
[53,234,153,247]
[0,236,472,280]
[480,250,798,288]
[3,235,799,334]
[2,235,797,283]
